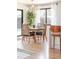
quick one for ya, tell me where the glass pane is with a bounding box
[40,10,46,24]
[17,10,22,35]
[47,9,51,24]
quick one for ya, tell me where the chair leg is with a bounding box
[26,37,28,41]
[28,37,30,44]
[33,36,36,43]
[53,36,55,49]
[22,36,25,42]
[43,35,44,42]
[43,35,47,42]
[44,35,47,41]
[38,36,39,41]
[25,36,27,42]
[60,36,61,52]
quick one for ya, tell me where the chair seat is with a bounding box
[36,32,42,35]
[17,34,30,37]
[29,32,35,36]
[17,32,35,37]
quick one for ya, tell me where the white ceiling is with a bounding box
[17,0,60,5]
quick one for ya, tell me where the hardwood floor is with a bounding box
[17,37,60,59]
[49,48,61,59]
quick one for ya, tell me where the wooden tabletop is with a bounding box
[29,28,45,32]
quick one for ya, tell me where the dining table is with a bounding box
[29,28,45,43]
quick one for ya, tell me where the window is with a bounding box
[40,8,51,24]
[40,10,46,24]
[17,9,23,35]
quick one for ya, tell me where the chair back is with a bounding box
[36,23,46,35]
[50,26,61,33]
[22,24,29,35]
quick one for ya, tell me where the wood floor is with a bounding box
[49,48,61,59]
[17,37,60,59]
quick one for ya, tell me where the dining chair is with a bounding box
[36,24,47,42]
[17,24,35,43]
[50,26,61,50]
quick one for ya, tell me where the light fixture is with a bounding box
[30,0,35,12]
[56,2,58,5]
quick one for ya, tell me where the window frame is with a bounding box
[17,9,23,35]
[17,9,23,25]
[40,8,51,24]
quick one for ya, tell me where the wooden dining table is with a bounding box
[29,28,45,32]
[29,28,45,43]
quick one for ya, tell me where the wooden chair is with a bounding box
[17,24,35,43]
[36,24,47,42]
[50,26,61,50]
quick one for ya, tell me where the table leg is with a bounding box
[43,35,44,42]
[53,36,55,49]
[60,36,61,52]
[33,36,36,43]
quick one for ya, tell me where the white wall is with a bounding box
[51,2,61,25]
[56,2,61,25]
[17,2,28,24]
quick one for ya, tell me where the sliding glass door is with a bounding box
[40,8,51,25]
[17,9,23,35]
[40,10,46,24]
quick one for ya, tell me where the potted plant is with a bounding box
[27,10,35,27]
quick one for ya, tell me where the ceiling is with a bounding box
[17,0,60,5]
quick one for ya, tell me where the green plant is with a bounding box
[27,10,35,26]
